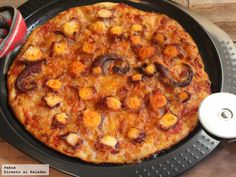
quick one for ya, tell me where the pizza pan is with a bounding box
[0,0,230,176]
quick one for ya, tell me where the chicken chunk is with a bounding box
[97,9,112,18]
[83,110,101,128]
[46,79,62,91]
[126,96,141,110]
[159,113,178,130]
[55,113,68,125]
[90,21,106,34]
[177,91,190,103]
[138,46,155,60]
[153,33,166,44]
[127,128,146,143]
[100,135,118,149]
[131,24,143,32]
[82,41,95,54]
[149,92,167,110]
[44,94,61,108]
[110,26,123,36]
[131,74,143,82]
[62,19,80,37]
[106,97,121,110]
[23,46,43,62]
[79,87,95,101]
[70,61,86,77]
[53,41,68,56]
[144,64,156,75]
[163,44,179,58]
[65,133,82,147]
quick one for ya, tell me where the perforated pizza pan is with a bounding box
[0,0,228,176]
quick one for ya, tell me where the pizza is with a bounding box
[7,2,211,164]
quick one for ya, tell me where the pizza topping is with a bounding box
[127,128,146,143]
[44,93,61,108]
[155,62,194,87]
[82,41,95,54]
[130,35,142,45]
[138,46,155,60]
[79,87,95,100]
[92,66,103,75]
[97,9,112,18]
[159,113,178,130]
[177,91,191,103]
[92,54,130,75]
[131,24,143,32]
[153,33,166,44]
[144,64,156,75]
[100,135,118,149]
[9,3,211,163]
[92,54,118,74]
[82,110,101,128]
[16,61,43,92]
[106,97,121,110]
[65,133,83,147]
[130,73,143,82]
[46,79,62,91]
[163,44,179,58]
[69,61,86,77]
[112,58,130,74]
[62,18,80,37]
[184,44,198,57]
[110,26,123,36]
[23,46,43,62]
[95,135,119,153]
[53,41,68,56]
[126,96,141,110]
[149,92,167,110]
[89,21,106,34]
[52,113,68,128]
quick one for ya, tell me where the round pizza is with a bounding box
[7,2,211,163]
